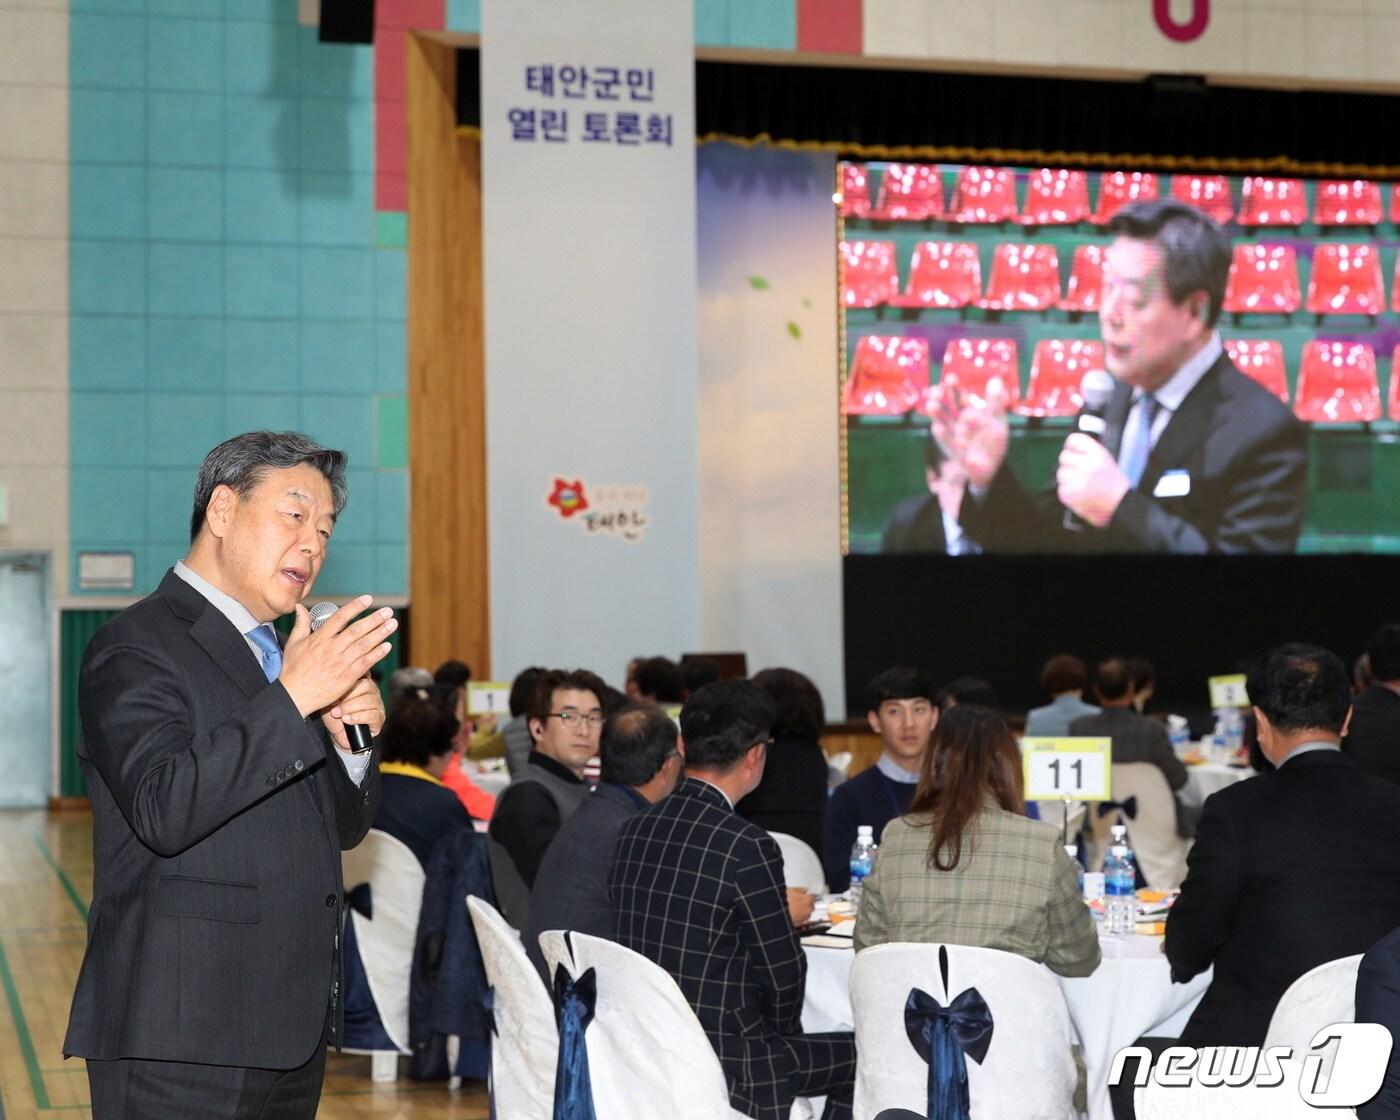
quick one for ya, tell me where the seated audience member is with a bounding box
[487,668,605,929]
[1025,654,1101,736]
[433,658,471,691]
[1126,656,1157,714]
[524,703,683,979]
[1342,624,1400,787]
[611,681,857,1120]
[425,683,496,821]
[823,667,937,892]
[881,429,979,555]
[1355,651,1374,694]
[630,656,686,704]
[933,675,1000,712]
[680,653,721,698]
[736,668,830,861]
[854,706,1099,976]
[374,693,472,869]
[502,666,546,777]
[387,665,433,708]
[1356,924,1400,1119]
[1070,656,1191,834]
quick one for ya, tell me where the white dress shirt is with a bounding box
[173,560,370,786]
[1116,333,1223,475]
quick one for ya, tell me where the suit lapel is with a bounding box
[158,569,268,699]
[1137,356,1227,495]
[1102,382,1135,460]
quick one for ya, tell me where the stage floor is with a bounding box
[0,808,489,1120]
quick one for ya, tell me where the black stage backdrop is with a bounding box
[845,554,1400,727]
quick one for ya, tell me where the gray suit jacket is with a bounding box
[523,781,647,979]
[64,570,380,1069]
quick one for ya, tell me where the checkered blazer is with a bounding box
[610,776,805,1120]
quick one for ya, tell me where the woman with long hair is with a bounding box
[852,705,1099,976]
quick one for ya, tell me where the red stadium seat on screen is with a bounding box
[1391,346,1400,421]
[889,242,982,309]
[978,243,1061,312]
[1392,184,1400,224]
[842,336,929,415]
[1223,339,1289,402]
[841,240,898,308]
[1314,180,1382,226]
[1294,341,1380,423]
[1393,254,1400,314]
[1091,171,1159,225]
[1306,243,1385,317]
[871,163,944,221]
[939,338,1021,405]
[1017,339,1106,417]
[1169,175,1235,223]
[1018,169,1091,225]
[1222,244,1301,315]
[840,163,872,219]
[1237,177,1307,226]
[1058,244,1105,312]
[947,166,1018,224]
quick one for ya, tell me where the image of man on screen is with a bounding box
[931,199,1307,554]
[880,428,981,555]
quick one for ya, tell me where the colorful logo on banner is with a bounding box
[1153,0,1209,42]
[546,477,650,542]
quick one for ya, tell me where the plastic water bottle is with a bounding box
[849,825,877,908]
[1104,824,1138,935]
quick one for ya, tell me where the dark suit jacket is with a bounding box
[1069,708,1187,791]
[610,777,805,1120]
[523,781,647,979]
[736,734,829,859]
[1357,924,1400,1119]
[1166,750,1400,1047]
[63,570,380,1069]
[880,493,948,555]
[1343,686,1400,788]
[961,353,1307,554]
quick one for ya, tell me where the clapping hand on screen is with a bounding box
[927,376,1011,489]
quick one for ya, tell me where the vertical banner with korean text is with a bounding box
[481,0,699,682]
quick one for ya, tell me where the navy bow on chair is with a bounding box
[1095,796,1138,821]
[903,985,994,1120]
[551,965,598,1120]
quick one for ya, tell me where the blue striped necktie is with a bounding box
[247,624,282,682]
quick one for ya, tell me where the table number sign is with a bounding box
[1022,737,1112,801]
[466,681,512,716]
[1208,674,1250,709]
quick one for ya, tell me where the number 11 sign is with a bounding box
[1022,737,1112,801]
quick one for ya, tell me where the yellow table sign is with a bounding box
[466,681,512,716]
[1021,737,1112,801]
[1208,674,1249,709]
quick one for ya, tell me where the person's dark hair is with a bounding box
[1245,643,1351,735]
[1093,657,1133,703]
[1125,657,1157,694]
[600,684,630,717]
[934,676,1000,712]
[908,705,1024,871]
[1365,624,1400,683]
[380,693,460,768]
[387,666,433,708]
[1039,654,1089,697]
[1105,199,1232,328]
[599,703,679,786]
[1354,652,1374,693]
[526,668,608,727]
[433,659,471,689]
[864,666,935,713]
[680,655,721,695]
[633,657,685,704]
[752,667,826,741]
[680,680,775,773]
[509,666,547,718]
[190,430,348,541]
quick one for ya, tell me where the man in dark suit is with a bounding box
[524,702,683,979]
[1343,623,1400,787]
[1356,924,1400,1118]
[63,431,397,1119]
[933,199,1307,554]
[880,430,978,555]
[611,681,857,1120]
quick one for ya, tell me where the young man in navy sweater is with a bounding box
[822,667,937,891]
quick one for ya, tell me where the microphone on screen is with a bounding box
[308,600,376,753]
[1062,369,1117,534]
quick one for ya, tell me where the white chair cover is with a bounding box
[539,931,812,1120]
[468,896,558,1120]
[771,831,828,895]
[1266,952,1363,1087]
[1087,762,1189,890]
[339,829,425,1055]
[850,942,1076,1120]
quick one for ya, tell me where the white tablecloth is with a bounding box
[464,765,511,797]
[801,934,1211,1120]
[1182,761,1253,807]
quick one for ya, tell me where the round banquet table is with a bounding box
[801,933,1211,1120]
[1182,760,1254,807]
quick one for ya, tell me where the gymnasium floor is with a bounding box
[0,810,490,1120]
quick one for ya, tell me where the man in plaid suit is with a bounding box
[610,680,857,1120]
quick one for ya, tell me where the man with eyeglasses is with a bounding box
[486,667,606,929]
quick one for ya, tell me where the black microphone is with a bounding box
[1062,369,1117,533]
[308,601,375,753]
